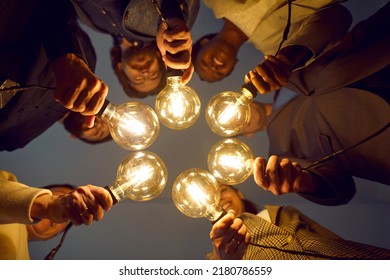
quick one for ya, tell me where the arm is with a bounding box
[253,156,356,206]
[209,210,251,260]
[38,0,108,126]
[244,46,312,95]
[244,4,352,95]
[156,0,198,84]
[0,170,113,226]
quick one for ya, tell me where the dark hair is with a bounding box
[42,184,76,191]
[191,33,217,69]
[110,37,166,98]
[62,113,112,145]
[75,133,112,145]
[242,199,259,215]
[229,186,259,215]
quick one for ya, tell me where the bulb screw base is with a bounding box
[104,185,119,205]
[241,82,258,98]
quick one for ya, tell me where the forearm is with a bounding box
[0,179,51,224]
[161,0,186,22]
[38,0,88,63]
[277,45,313,71]
[297,166,356,206]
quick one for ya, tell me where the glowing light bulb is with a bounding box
[172,168,225,222]
[205,83,257,137]
[155,70,201,130]
[208,138,254,185]
[106,151,168,203]
[99,100,160,151]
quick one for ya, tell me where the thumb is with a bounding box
[180,63,194,85]
[84,115,95,128]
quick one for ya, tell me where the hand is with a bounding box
[244,54,291,94]
[156,18,193,83]
[210,210,251,260]
[52,54,108,128]
[253,156,311,195]
[32,185,113,226]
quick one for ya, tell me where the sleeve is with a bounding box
[161,0,185,21]
[37,0,95,68]
[283,4,352,70]
[287,157,356,206]
[0,170,51,224]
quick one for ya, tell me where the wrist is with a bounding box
[53,53,88,68]
[299,170,320,194]
[31,193,54,220]
[277,45,313,71]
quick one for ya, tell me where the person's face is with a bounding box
[63,112,111,143]
[195,38,238,82]
[120,45,163,94]
[219,185,245,216]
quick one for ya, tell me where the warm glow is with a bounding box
[186,182,209,208]
[172,168,224,222]
[108,151,168,202]
[205,90,252,137]
[217,154,246,169]
[217,102,240,125]
[100,101,160,151]
[125,164,154,188]
[155,76,201,130]
[118,114,147,136]
[170,91,186,118]
[208,138,255,185]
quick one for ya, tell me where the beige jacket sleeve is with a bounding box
[0,170,51,224]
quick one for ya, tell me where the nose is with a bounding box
[140,69,148,76]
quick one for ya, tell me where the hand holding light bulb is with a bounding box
[105,150,168,203]
[172,168,225,222]
[205,82,257,137]
[98,100,160,151]
[152,1,201,130]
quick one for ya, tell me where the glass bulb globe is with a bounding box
[172,168,224,222]
[106,151,168,203]
[208,138,254,185]
[205,84,256,137]
[99,100,160,151]
[155,76,201,130]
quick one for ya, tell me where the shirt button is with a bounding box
[112,22,117,27]
[101,9,107,15]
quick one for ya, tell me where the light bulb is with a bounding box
[155,69,201,130]
[205,83,257,137]
[172,168,225,222]
[208,138,254,185]
[99,100,160,151]
[106,151,168,203]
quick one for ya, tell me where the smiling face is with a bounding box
[194,37,238,82]
[219,185,245,216]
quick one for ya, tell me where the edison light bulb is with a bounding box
[208,138,254,185]
[155,69,201,130]
[98,100,160,151]
[106,151,168,203]
[205,83,257,137]
[172,168,225,222]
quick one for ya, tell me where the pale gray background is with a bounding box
[1,0,389,259]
